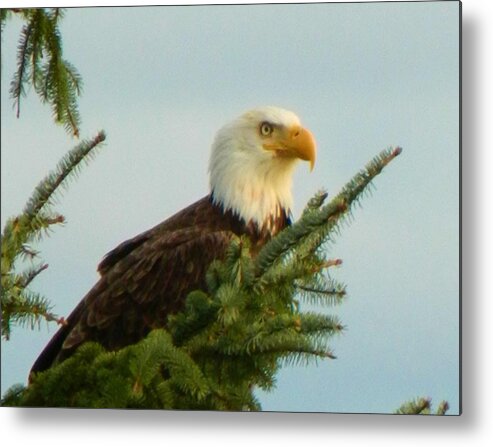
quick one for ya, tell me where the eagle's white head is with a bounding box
[209,106,316,229]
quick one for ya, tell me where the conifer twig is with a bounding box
[6,8,83,136]
[24,131,106,218]
[21,263,49,288]
[295,284,346,298]
[255,146,402,278]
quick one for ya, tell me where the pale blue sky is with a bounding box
[1,1,460,414]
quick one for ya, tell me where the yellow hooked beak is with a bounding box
[263,125,317,171]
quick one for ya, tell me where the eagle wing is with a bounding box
[30,196,236,374]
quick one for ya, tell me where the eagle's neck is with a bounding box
[209,135,296,234]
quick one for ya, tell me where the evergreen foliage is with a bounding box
[1,147,417,411]
[395,397,450,415]
[1,8,82,136]
[1,132,106,340]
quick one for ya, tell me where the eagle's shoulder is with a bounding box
[97,195,228,275]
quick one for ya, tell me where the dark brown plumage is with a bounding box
[30,195,290,375]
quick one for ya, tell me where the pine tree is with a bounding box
[2,146,442,412]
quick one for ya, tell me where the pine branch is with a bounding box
[1,290,64,340]
[254,147,402,279]
[2,132,105,273]
[129,330,212,402]
[18,263,49,288]
[24,131,106,218]
[1,212,65,274]
[254,199,345,279]
[1,131,106,339]
[6,8,83,136]
[295,280,346,305]
[293,266,347,307]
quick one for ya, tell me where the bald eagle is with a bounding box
[30,106,317,375]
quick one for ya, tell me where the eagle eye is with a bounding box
[260,122,274,137]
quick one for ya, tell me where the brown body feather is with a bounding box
[30,195,289,375]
